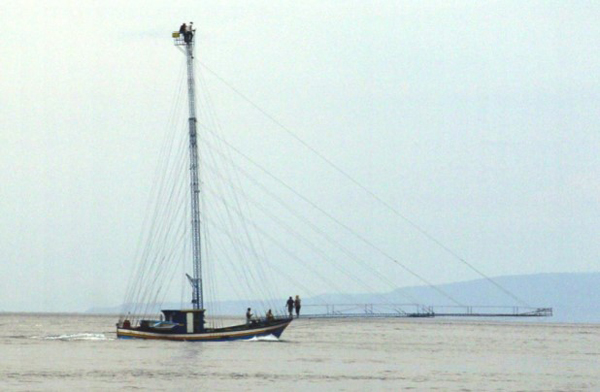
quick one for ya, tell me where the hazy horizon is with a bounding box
[1,1,599,312]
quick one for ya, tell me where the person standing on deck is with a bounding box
[286,296,294,317]
[294,295,301,318]
[246,308,253,325]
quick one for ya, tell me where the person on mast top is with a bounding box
[184,21,194,44]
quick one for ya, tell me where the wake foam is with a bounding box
[244,334,280,342]
[36,333,110,341]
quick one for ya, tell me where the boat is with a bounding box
[116,23,292,341]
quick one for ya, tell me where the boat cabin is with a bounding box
[126,309,206,334]
[162,309,206,333]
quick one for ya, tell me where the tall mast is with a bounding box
[175,25,202,310]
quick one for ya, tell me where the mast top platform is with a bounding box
[173,22,195,46]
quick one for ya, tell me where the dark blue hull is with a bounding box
[116,318,291,341]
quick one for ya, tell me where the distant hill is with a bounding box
[310,272,600,323]
[89,272,600,323]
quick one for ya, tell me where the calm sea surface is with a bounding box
[0,313,598,391]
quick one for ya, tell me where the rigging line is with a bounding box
[199,130,280,310]
[200,125,464,306]
[204,226,257,317]
[202,188,368,299]
[131,134,189,314]
[193,104,282,311]
[198,156,269,307]
[197,61,530,308]
[131,135,189,318]
[203,239,225,326]
[146,229,187,319]
[199,152,421,305]
[196,68,282,308]
[198,129,278,307]
[156,222,187,309]
[202,185,272,312]
[143,167,189,314]
[180,264,186,308]
[202,175,262,297]
[204,224,252,306]
[143,185,189,299]
[202,180,419,306]
[155,231,189,313]
[121,63,187,318]
[199,172,316,306]
[123,107,188,314]
[180,189,192,309]
[200,214,326,309]
[199,173,229,324]
[203,195,270,314]
[202,158,280,310]
[200,136,423,304]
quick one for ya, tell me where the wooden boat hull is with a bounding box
[116,319,291,341]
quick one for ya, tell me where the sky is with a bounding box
[1,1,599,312]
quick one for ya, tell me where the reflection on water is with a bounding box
[0,313,598,391]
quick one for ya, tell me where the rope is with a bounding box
[198,61,530,308]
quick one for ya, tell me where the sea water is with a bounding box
[1,313,598,391]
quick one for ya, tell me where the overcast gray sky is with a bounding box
[1,1,599,312]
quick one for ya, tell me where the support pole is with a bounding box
[181,28,203,310]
